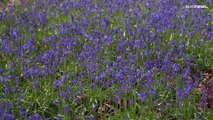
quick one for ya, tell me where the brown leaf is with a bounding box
[197,68,213,109]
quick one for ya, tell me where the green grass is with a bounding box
[0,0,213,119]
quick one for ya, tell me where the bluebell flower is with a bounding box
[128,100,133,106]
[0,69,4,75]
[19,109,27,117]
[201,88,207,101]
[105,66,114,75]
[54,80,63,88]
[1,36,11,53]
[115,71,125,80]
[91,83,96,90]
[28,113,42,120]
[33,81,39,91]
[185,81,194,93]
[64,105,71,116]
[163,55,169,64]
[66,87,72,95]
[113,95,120,104]
[4,102,13,109]
[143,71,154,80]
[5,86,13,94]
[182,67,190,79]
[192,73,201,81]
[23,68,39,78]
[100,72,106,79]
[134,40,141,49]
[0,105,5,119]
[87,62,96,73]
[146,78,154,87]
[136,69,141,77]
[61,72,68,83]
[172,63,181,72]
[4,113,16,120]
[88,115,96,120]
[72,77,80,86]
[15,77,20,83]
[149,89,157,97]
[203,102,210,108]
[177,88,183,102]
[14,87,21,93]
[144,60,153,71]
[38,12,48,26]
[117,41,123,53]
[116,56,122,61]
[80,83,85,90]
[139,91,146,102]
[1,77,7,85]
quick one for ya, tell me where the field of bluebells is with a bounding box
[0,0,213,119]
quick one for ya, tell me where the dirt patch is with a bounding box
[196,68,213,109]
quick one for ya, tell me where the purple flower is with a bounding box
[115,71,125,80]
[23,68,39,78]
[139,91,146,102]
[28,113,42,120]
[0,105,5,118]
[61,72,68,83]
[72,77,80,86]
[203,102,210,108]
[116,56,122,61]
[4,102,13,109]
[134,40,141,48]
[15,77,20,83]
[91,83,97,90]
[149,89,157,97]
[192,73,200,81]
[113,95,120,104]
[136,69,141,77]
[80,83,85,90]
[104,35,112,46]
[66,87,72,95]
[88,115,96,120]
[128,100,133,106]
[172,63,181,72]
[33,81,39,91]
[54,80,63,88]
[144,60,153,71]
[64,105,71,116]
[19,109,27,117]
[143,71,154,80]
[4,113,16,120]
[182,67,190,79]
[100,72,106,79]
[0,69,4,75]
[163,55,169,63]
[161,64,169,74]
[5,86,12,94]
[1,36,11,53]
[186,81,194,92]
[145,50,152,57]
[1,77,7,85]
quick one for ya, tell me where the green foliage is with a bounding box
[0,0,212,120]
